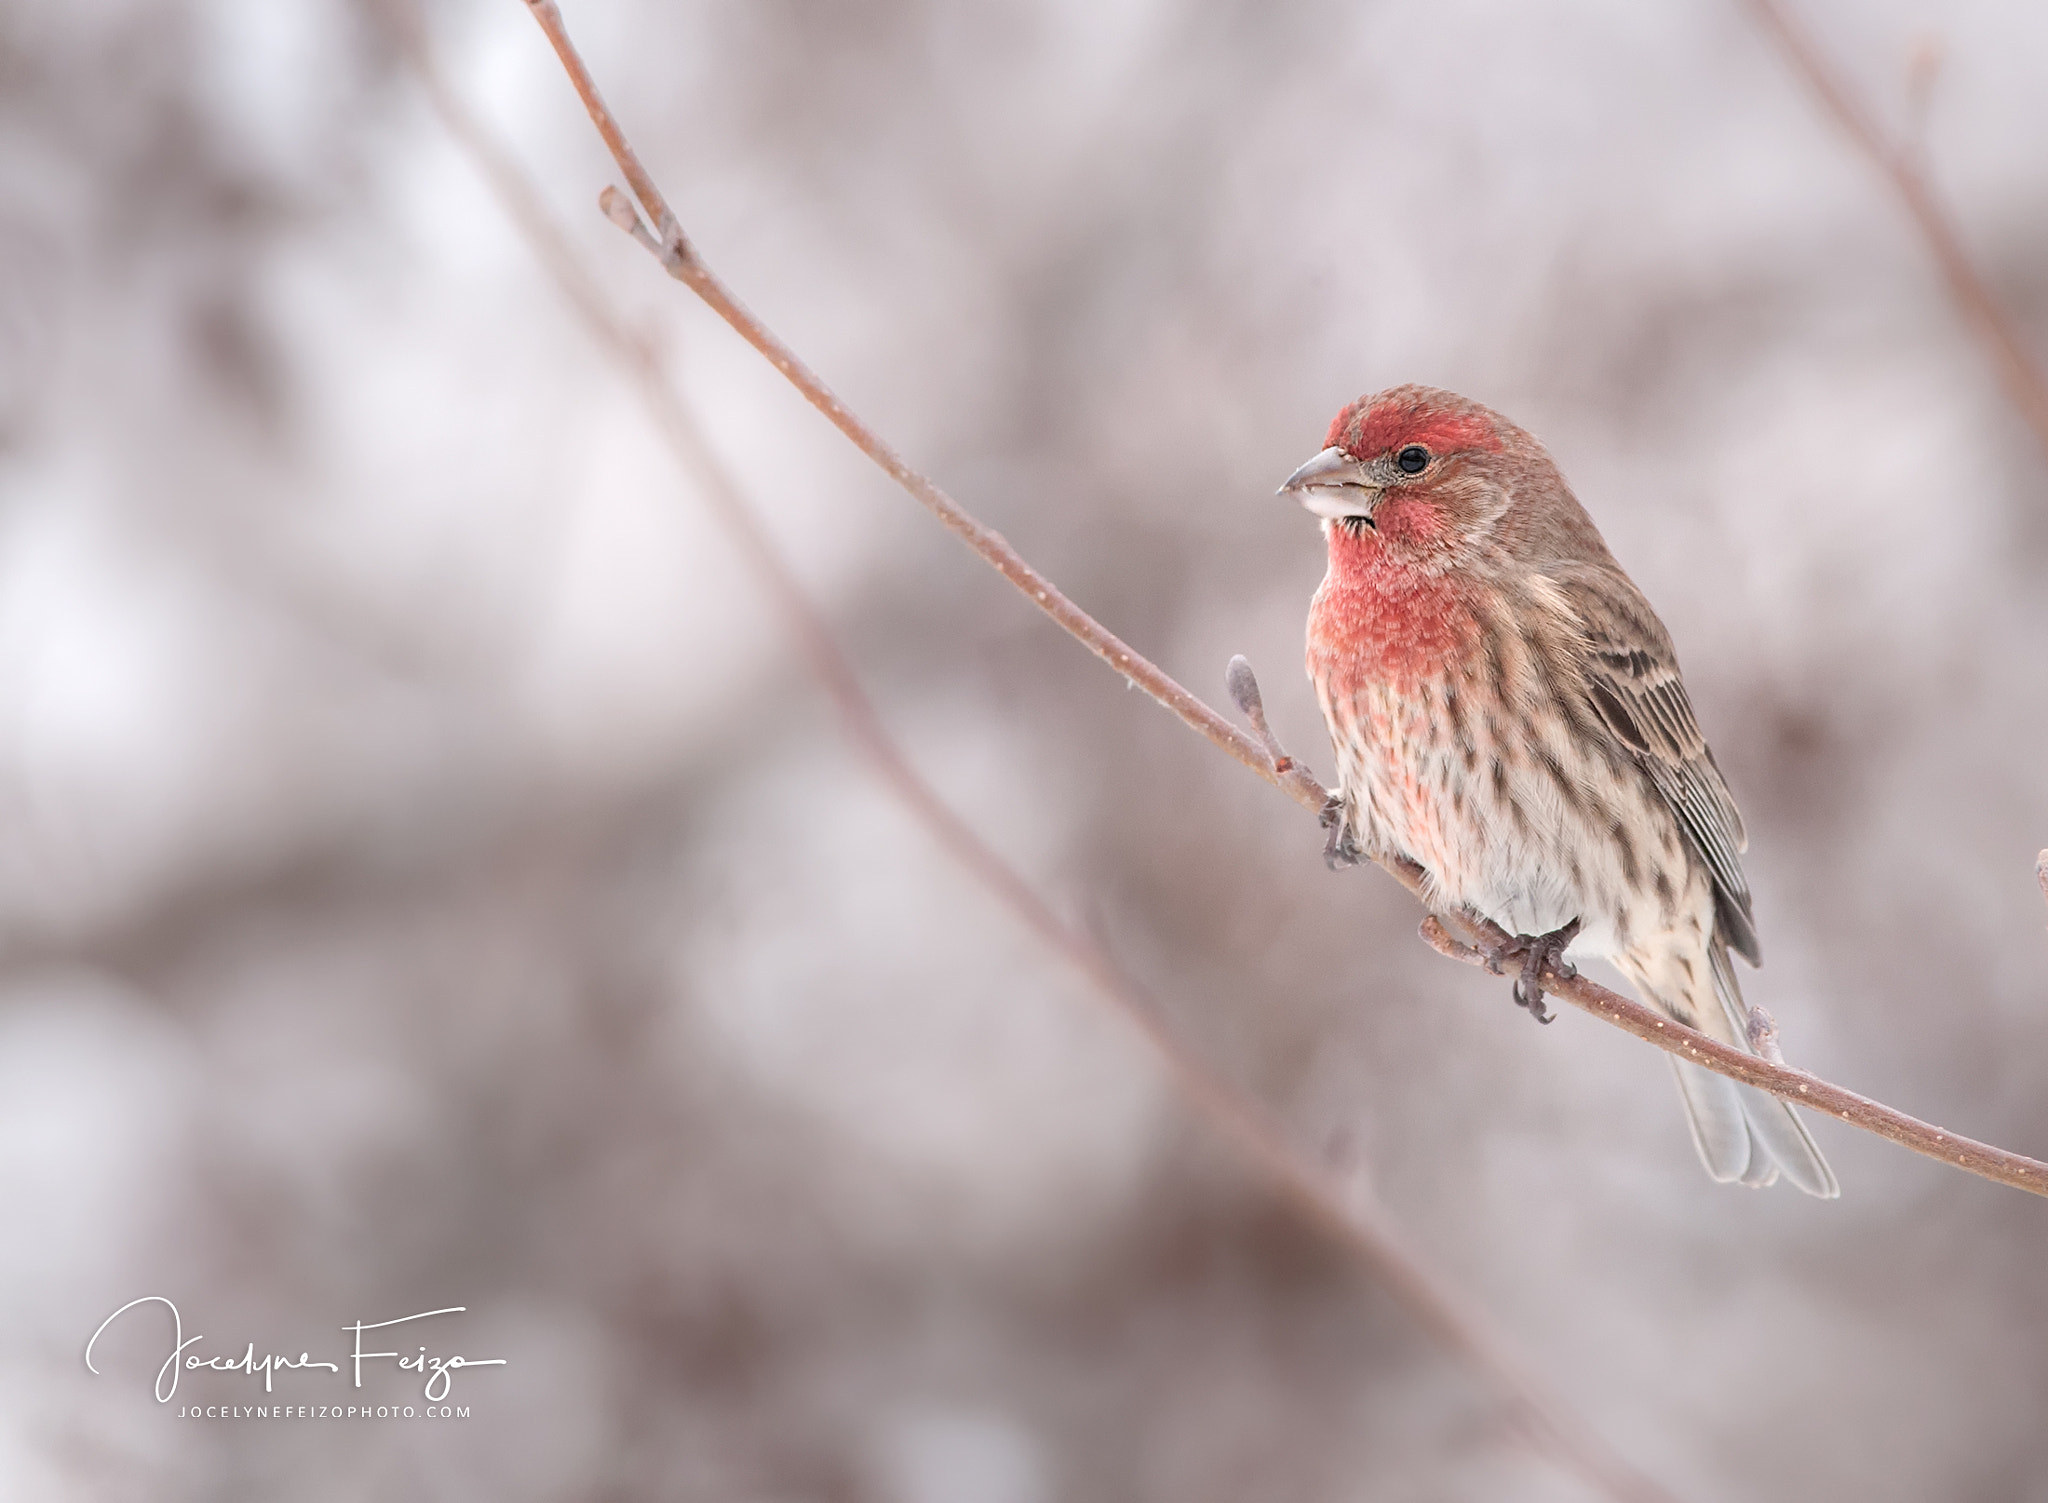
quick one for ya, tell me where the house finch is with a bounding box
[1282,385,1836,1196]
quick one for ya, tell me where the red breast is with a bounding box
[1306,522,1481,695]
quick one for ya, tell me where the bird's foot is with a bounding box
[1480,918,1581,1025]
[1319,796,1362,870]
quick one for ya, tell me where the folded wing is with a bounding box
[1551,562,1759,965]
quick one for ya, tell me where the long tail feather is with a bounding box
[1633,938,1838,1197]
[1668,1054,1768,1184]
[1704,943,1839,1199]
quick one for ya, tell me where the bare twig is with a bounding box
[513,0,1327,821]
[508,0,2048,1203]
[1745,1002,1787,1068]
[400,15,1684,1502]
[1419,914,1482,965]
[1743,0,2048,461]
[1225,653,1299,777]
[1431,906,2048,1190]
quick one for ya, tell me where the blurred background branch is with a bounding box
[1744,0,2048,459]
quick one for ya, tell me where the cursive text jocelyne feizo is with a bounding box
[85,1297,507,1404]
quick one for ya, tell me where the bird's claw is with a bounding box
[1481,918,1581,1025]
[1319,796,1362,870]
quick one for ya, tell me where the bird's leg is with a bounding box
[1320,795,1362,870]
[1478,917,1581,1025]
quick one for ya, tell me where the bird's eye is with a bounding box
[1396,445,1430,474]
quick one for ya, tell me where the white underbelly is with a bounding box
[1329,682,1658,957]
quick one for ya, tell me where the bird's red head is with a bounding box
[1323,387,1507,467]
[1279,385,1524,564]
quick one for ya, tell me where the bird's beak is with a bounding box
[1278,446,1382,522]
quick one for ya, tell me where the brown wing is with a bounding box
[1551,563,1760,965]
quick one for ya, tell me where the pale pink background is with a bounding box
[3,0,2046,1498]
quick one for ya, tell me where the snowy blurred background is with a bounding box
[4,0,2047,1498]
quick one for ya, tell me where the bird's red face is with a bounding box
[1279,386,1509,560]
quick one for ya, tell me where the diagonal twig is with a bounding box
[513,0,1327,819]
[1742,0,2048,461]
[395,12,1686,1501]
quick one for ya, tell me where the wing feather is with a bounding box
[1550,563,1760,965]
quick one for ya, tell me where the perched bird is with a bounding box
[1281,384,1836,1196]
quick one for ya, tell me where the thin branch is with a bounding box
[1743,0,2048,461]
[397,14,1684,1502]
[514,0,1325,820]
[509,0,2048,1204]
[1225,653,1301,777]
[1424,902,2044,1192]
